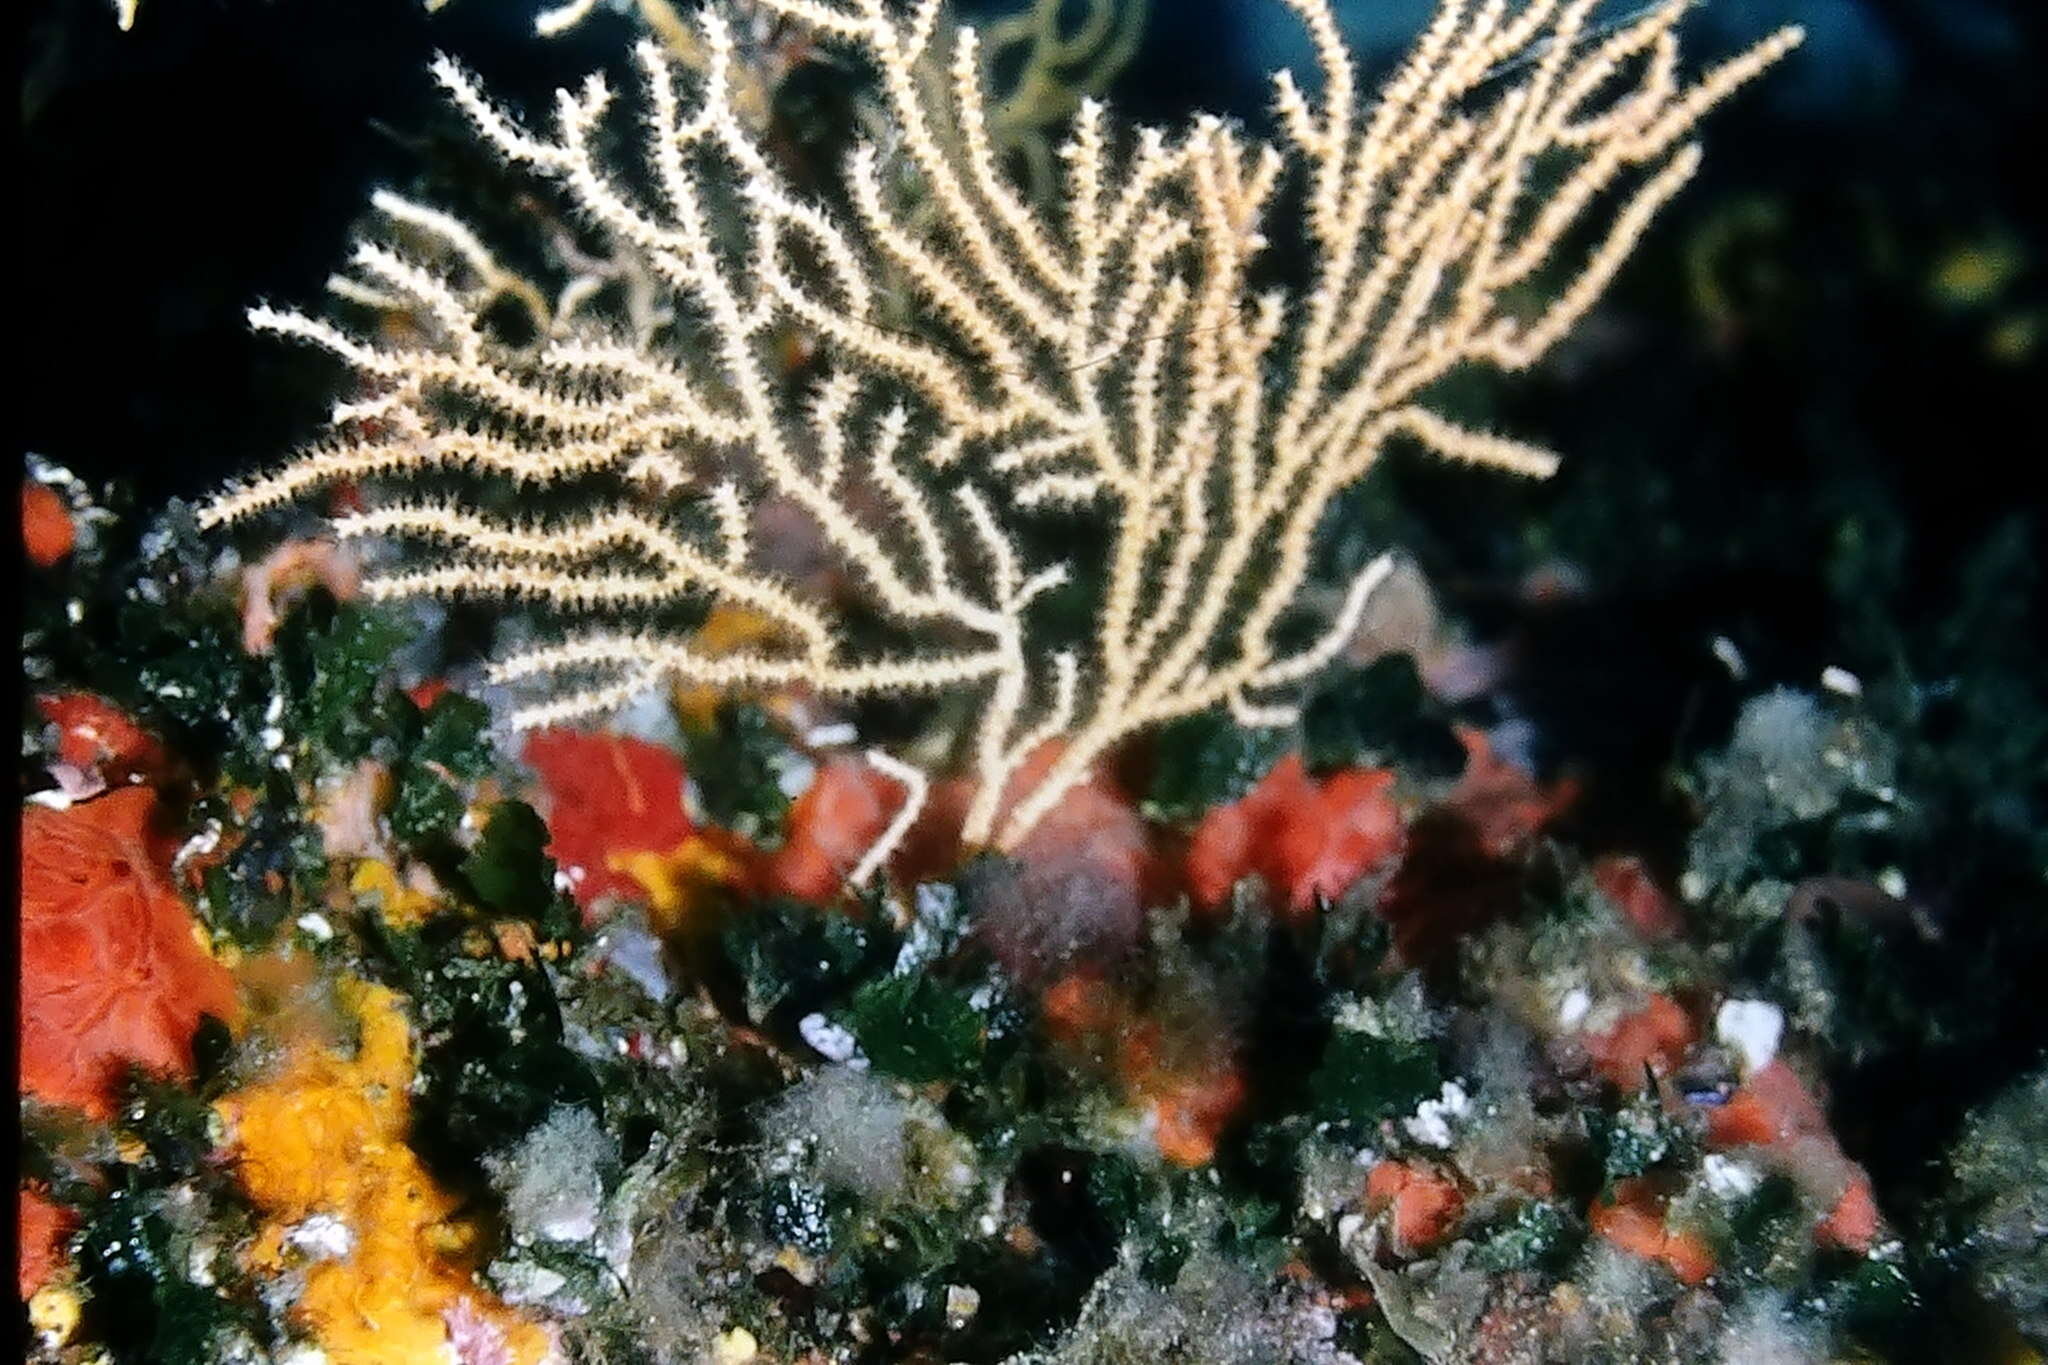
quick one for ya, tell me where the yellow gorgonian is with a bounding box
[217,978,552,1365]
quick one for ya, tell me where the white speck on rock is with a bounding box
[1711,636,1747,680]
[173,820,224,873]
[285,1214,354,1261]
[492,1262,568,1306]
[1702,1153,1763,1200]
[798,1013,864,1065]
[1715,998,1784,1076]
[1558,987,1592,1030]
[775,754,818,800]
[711,1328,759,1365]
[1403,1081,1471,1149]
[944,1285,981,1327]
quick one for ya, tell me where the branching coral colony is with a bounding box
[199,0,1800,867]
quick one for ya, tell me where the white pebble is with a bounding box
[798,1012,864,1065]
[285,1214,353,1261]
[1715,998,1783,1076]
[1558,987,1592,1030]
[1702,1153,1763,1200]
[1402,1081,1471,1149]
[1820,665,1863,697]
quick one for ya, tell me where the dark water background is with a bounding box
[23,0,2044,530]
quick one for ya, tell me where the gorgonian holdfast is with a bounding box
[200,0,1799,865]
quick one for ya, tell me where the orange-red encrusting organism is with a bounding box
[1185,753,1404,917]
[1365,1159,1465,1255]
[1584,993,1696,1090]
[35,692,169,785]
[1590,1178,1715,1285]
[1039,969,1245,1168]
[523,729,696,919]
[19,787,240,1118]
[1703,1059,1882,1253]
[1116,1020,1247,1168]
[1443,725,1578,859]
[768,756,901,903]
[1592,853,1686,939]
[23,480,75,567]
[17,1185,76,1299]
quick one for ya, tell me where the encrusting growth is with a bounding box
[200,0,1799,866]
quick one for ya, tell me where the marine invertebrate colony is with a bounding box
[19,786,240,1119]
[200,0,1799,859]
